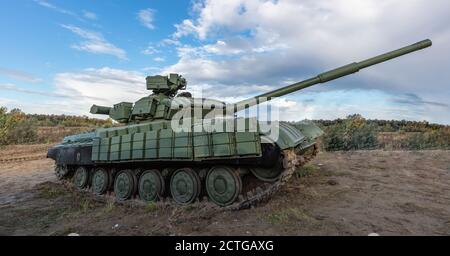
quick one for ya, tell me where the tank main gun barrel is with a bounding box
[228,39,432,113]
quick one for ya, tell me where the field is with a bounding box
[0,144,449,236]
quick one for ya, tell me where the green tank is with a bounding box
[47,39,432,208]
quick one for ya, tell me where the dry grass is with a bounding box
[295,164,317,178]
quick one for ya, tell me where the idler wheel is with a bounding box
[139,169,165,202]
[55,165,69,180]
[92,168,109,195]
[170,168,200,205]
[249,156,283,182]
[114,170,136,201]
[249,167,282,182]
[73,166,89,189]
[206,166,242,206]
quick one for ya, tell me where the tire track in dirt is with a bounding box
[0,144,55,205]
[0,155,46,163]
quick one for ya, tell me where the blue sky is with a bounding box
[0,0,189,78]
[0,0,449,124]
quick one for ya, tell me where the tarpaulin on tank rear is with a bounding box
[295,121,324,141]
[259,121,307,150]
[293,120,324,149]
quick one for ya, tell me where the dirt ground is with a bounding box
[0,144,449,236]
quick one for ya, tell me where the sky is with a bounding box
[0,0,449,124]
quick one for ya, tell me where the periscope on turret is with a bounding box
[47,39,432,208]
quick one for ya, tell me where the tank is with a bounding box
[47,39,432,209]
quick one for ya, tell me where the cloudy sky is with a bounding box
[0,0,449,124]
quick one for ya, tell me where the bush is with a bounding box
[0,107,38,145]
[405,129,450,150]
[6,119,38,144]
[320,114,378,151]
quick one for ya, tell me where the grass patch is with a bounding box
[104,201,115,213]
[145,202,158,213]
[183,204,197,212]
[39,186,67,199]
[35,207,71,229]
[267,208,317,225]
[95,201,115,217]
[267,212,289,225]
[76,199,92,214]
[296,164,316,178]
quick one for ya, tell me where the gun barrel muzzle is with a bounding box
[90,105,112,115]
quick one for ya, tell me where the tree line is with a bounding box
[0,107,112,145]
[1,107,449,150]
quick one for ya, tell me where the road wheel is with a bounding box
[206,166,242,206]
[138,169,165,202]
[73,166,89,190]
[170,168,200,205]
[114,170,136,201]
[92,168,109,195]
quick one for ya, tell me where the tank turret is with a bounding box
[90,73,188,123]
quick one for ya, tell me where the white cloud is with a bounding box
[52,67,147,114]
[61,24,128,60]
[0,97,16,108]
[0,83,74,98]
[168,0,450,83]
[0,67,42,83]
[163,0,450,123]
[203,40,244,55]
[0,68,149,116]
[160,38,182,47]
[138,8,156,30]
[142,45,158,55]
[83,11,98,20]
[141,66,162,72]
[34,0,96,23]
[34,0,79,18]
[35,1,99,24]
[174,19,201,38]
[153,57,165,62]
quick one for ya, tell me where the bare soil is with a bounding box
[0,144,449,236]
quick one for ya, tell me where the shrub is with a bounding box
[0,107,38,145]
[6,119,38,144]
[320,114,378,151]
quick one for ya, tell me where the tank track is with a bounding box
[0,155,46,163]
[225,144,318,210]
[57,144,318,210]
